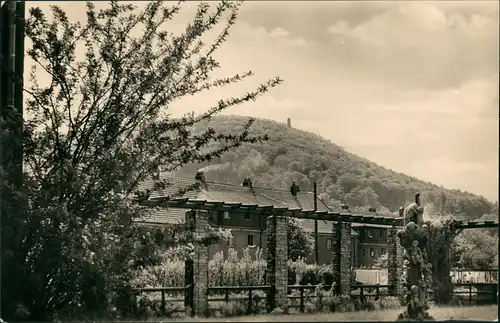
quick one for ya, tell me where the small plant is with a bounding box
[220,302,246,317]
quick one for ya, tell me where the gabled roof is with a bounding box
[257,188,358,235]
[135,174,391,234]
[135,175,197,225]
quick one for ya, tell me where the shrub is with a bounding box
[133,247,406,317]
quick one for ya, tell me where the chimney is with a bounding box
[287,117,291,128]
[340,204,349,210]
[242,177,252,188]
[290,182,300,197]
[368,207,377,213]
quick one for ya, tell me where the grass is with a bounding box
[156,305,498,322]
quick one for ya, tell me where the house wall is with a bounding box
[206,210,389,268]
[209,210,265,230]
[208,227,267,260]
[356,227,389,266]
[209,228,362,268]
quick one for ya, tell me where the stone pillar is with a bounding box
[185,210,209,317]
[339,222,352,295]
[332,222,352,295]
[332,222,340,293]
[388,226,404,296]
[266,215,288,312]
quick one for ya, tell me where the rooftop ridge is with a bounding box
[260,192,294,208]
[156,175,318,195]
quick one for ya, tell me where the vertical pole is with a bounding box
[0,4,4,320]
[313,182,318,264]
[161,290,166,315]
[13,0,24,188]
[0,3,20,319]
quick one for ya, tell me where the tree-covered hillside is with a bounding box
[180,115,494,219]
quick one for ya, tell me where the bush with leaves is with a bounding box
[288,218,314,261]
[0,1,282,321]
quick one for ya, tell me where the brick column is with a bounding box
[332,222,352,295]
[185,210,209,317]
[331,222,340,290]
[266,215,288,312]
[339,222,352,295]
[388,226,404,296]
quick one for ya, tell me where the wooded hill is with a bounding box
[179,115,495,220]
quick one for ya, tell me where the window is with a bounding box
[370,247,375,258]
[326,238,332,251]
[379,230,384,238]
[362,248,366,255]
[244,212,251,220]
[381,248,386,255]
[367,230,373,239]
[223,211,231,219]
[247,234,255,246]
[211,211,218,222]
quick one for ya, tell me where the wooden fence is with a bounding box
[355,269,498,285]
[134,282,497,316]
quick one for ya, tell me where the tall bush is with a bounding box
[1,1,281,321]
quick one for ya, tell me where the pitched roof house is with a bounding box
[135,171,395,267]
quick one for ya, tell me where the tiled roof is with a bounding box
[134,175,383,235]
[258,189,329,212]
[135,174,197,224]
[298,218,359,236]
[201,182,283,206]
[135,175,329,225]
[255,188,354,234]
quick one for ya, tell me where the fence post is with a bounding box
[387,226,404,296]
[247,289,253,314]
[494,284,498,305]
[184,259,194,312]
[332,222,352,295]
[185,210,209,317]
[266,215,288,312]
[299,287,304,313]
[161,290,166,315]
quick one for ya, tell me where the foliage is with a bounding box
[179,116,495,218]
[452,227,498,270]
[399,218,462,304]
[1,1,282,321]
[372,253,388,269]
[134,251,401,318]
[287,218,314,261]
[135,247,338,288]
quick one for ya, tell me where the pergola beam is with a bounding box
[133,197,499,229]
[134,196,403,226]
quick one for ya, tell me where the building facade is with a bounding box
[136,172,395,267]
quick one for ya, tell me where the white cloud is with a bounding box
[327,2,496,48]
[269,27,291,37]
[23,1,499,200]
[366,74,499,118]
[234,22,316,48]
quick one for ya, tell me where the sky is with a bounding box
[28,1,499,201]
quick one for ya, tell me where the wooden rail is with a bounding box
[135,282,498,315]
